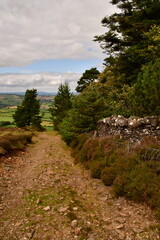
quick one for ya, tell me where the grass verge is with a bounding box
[0,127,33,155]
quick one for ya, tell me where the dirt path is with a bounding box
[0,132,159,240]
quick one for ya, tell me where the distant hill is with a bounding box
[0,92,56,96]
[0,94,24,108]
[38,92,56,96]
[0,94,54,108]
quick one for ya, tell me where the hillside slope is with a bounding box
[0,132,159,240]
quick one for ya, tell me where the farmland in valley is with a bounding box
[0,94,54,130]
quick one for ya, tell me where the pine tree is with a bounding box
[13,89,42,128]
[49,83,72,130]
[94,0,160,84]
[76,68,100,92]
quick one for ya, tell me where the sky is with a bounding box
[0,0,116,93]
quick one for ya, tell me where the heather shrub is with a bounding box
[76,137,120,164]
[90,160,106,179]
[112,153,140,174]
[71,133,92,150]
[101,167,117,186]
[124,164,160,203]
[81,138,105,161]
[133,136,160,156]
[77,144,89,164]
[71,134,160,219]
[71,133,93,164]
[156,208,160,220]
[0,129,33,155]
[113,174,128,197]
[0,137,11,154]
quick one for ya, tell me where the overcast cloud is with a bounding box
[0,0,116,92]
[0,0,115,67]
[0,72,81,93]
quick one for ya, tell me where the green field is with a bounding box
[0,94,54,130]
[41,109,53,131]
[0,94,24,108]
[0,108,16,126]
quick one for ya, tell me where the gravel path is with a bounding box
[0,132,159,240]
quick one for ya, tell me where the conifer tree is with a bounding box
[76,68,100,92]
[94,0,160,84]
[13,89,42,128]
[49,83,72,130]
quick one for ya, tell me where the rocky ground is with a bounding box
[0,132,159,240]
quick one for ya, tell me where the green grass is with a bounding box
[0,109,15,121]
[0,103,53,130]
[0,109,16,127]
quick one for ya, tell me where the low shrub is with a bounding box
[101,167,117,186]
[70,133,92,150]
[113,163,160,218]
[156,207,160,220]
[0,128,33,156]
[124,164,160,203]
[90,160,106,179]
[71,133,92,164]
[71,134,160,219]
[112,153,140,175]
[113,174,128,197]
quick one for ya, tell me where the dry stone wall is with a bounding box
[96,115,160,142]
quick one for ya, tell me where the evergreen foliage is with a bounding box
[76,68,100,93]
[130,58,160,116]
[49,83,72,131]
[13,89,42,128]
[60,83,108,144]
[94,0,160,84]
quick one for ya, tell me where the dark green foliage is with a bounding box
[59,113,77,145]
[76,68,100,93]
[97,58,160,118]
[130,58,160,116]
[60,83,108,144]
[123,164,160,204]
[94,0,160,84]
[13,89,42,129]
[102,85,134,117]
[94,24,160,117]
[90,161,106,179]
[49,83,72,131]
[113,174,128,197]
[101,167,117,186]
[0,121,12,127]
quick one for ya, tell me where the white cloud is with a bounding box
[0,0,116,67]
[0,72,81,92]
